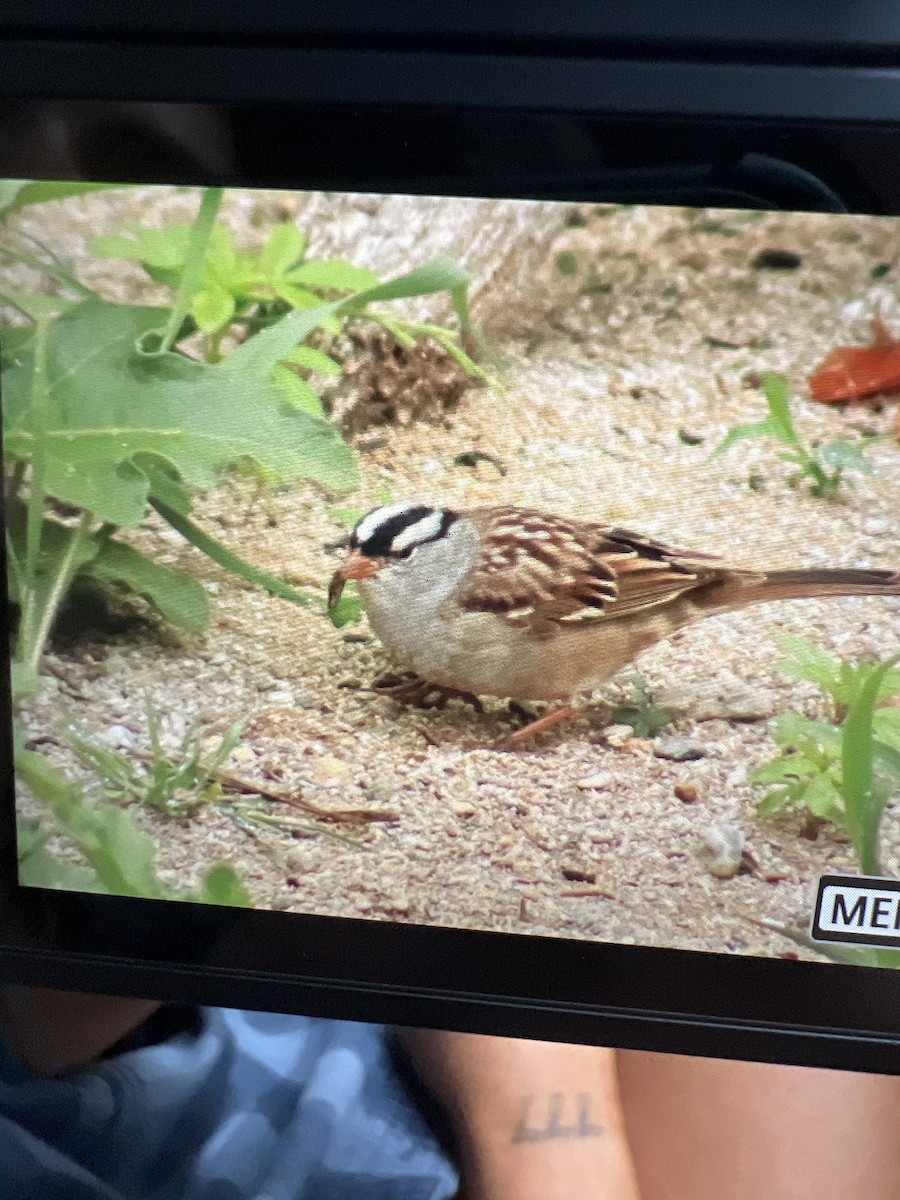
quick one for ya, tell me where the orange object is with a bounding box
[809,315,900,404]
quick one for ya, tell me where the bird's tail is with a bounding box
[759,567,900,602]
[696,566,900,614]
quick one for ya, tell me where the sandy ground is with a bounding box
[8,195,900,964]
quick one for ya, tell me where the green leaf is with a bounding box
[139,455,193,514]
[874,736,900,782]
[261,224,306,277]
[709,419,778,459]
[0,290,81,321]
[760,371,799,444]
[15,747,166,898]
[0,181,127,219]
[272,364,325,416]
[192,286,235,333]
[771,711,843,753]
[800,772,844,822]
[775,634,842,697]
[842,653,900,875]
[150,497,319,610]
[16,816,49,860]
[874,709,900,752]
[203,223,238,280]
[10,660,43,704]
[287,259,381,292]
[80,539,210,632]
[1,299,358,525]
[196,863,252,907]
[750,754,819,786]
[328,593,363,628]
[283,345,342,375]
[346,256,470,305]
[0,323,34,364]
[815,439,874,474]
[18,843,107,892]
[756,788,793,816]
[272,282,326,309]
[90,226,192,269]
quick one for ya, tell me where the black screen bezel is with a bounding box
[2,46,900,1069]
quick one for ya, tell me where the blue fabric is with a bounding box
[0,1006,459,1200]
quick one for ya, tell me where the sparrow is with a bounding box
[329,502,900,748]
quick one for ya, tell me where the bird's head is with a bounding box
[327,502,457,610]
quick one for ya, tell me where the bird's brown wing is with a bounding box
[456,508,726,634]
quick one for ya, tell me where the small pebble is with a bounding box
[576,771,613,790]
[101,724,136,748]
[678,427,705,446]
[310,754,354,785]
[451,802,477,818]
[653,737,708,762]
[561,864,597,884]
[674,782,700,804]
[752,248,802,270]
[698,822,746,878]
[602,723,634,748]
[863,518,892,538]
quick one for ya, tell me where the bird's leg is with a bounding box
[492,703,579,752]
[372,671,484,713]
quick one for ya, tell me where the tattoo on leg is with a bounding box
[512,1093,605,1143]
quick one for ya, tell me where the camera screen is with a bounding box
[3,181,898,969]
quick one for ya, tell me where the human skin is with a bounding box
[617,1050,900,1200]
[397,1028,641,1200]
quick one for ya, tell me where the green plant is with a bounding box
[87,210,493,387]
[712,371,876,497]
[0,181,129,221]
[15,746,251,905]
[63,705,245,816]
[54,704,369,861]
[752,637,900,875]
[2,187,484,693]
[608,673,673,738]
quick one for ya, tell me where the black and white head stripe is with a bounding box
[350,503,457,558]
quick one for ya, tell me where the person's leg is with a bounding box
[617,1050,900,1200]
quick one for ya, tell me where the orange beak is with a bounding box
[328,552,378,611]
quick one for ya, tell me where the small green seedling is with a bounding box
[712,371,876,497]
[608,673,674,738]
[752,637,900,875]
[63,703,246,817]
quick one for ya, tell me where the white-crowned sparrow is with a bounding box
[329,502,900,747]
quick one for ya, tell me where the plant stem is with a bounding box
[842,652,900,877]
[25,510,93,675]
[17,318,50,662]
[5,458,25,507]
[149,496,318,608]
[5,529,23,601]
[152,187,223,356]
